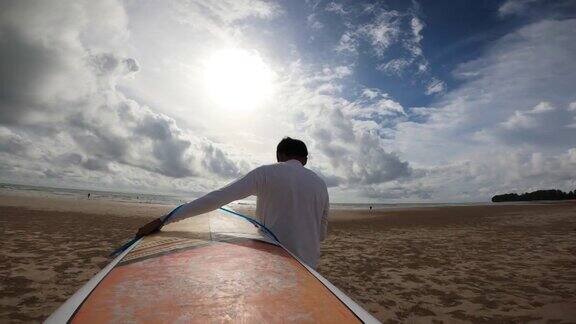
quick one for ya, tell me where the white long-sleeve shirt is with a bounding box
[165,159,329,268]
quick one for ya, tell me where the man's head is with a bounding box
[276,137,308,165]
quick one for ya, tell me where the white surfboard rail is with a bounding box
[44,238,143,323]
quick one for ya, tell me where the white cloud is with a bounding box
[410,17,424,43]
[325,2,347,16]
[359,10,401,56]
[501,111,537,130]
[0,2,432,200]
[332,4,442,94]
[182,0,280,24]
[1,0,420,200]
[496,101,576,146]
[501,102,555,130]
[345,97,406,119]
[335,30,358,53]
[329,65,353,78]
[425,78,446,95]
[0,0,252,193]
[531,101,555,113]
[0,0,424,200]
[498,0,539,16]
[362,88,379,99]
[334,9,402,56]
[377,58,411,76]
[307,14,323,30]
[2,0,574,203]
[391,18,576,200]
[262,62,416,194]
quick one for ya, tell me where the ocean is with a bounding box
[0,183,490,210]
[0,183,188,206]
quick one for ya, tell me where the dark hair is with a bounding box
[277,137,308,158]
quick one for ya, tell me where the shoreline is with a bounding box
[0,193,173,218]
[2,191,573,219]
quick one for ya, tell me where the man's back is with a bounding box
[163,159,329,268]
[155,138,329,268]
[254,160,329,268]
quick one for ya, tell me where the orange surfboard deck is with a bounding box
[47,210,376,323]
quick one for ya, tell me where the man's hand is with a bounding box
[136,218,163,237]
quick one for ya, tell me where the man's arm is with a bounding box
[166,168,262,223]
[137,168,262,235]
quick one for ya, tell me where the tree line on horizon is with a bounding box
[491,189,576,202]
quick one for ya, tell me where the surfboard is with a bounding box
[46,208,379,323]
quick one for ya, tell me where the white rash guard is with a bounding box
[165,159,330,268]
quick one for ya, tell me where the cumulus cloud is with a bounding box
[425,78,446,95]
[325,2,348,16]
[498,0,539,16]
[354,146,576,202]
[334,8,402,56]
[267,62,416,197]
[306,107,412,185]
[307,14,324,30]
[0,128,29,156]
[2,0,573,203]
[180,0,280,24]
[360,182,432,200]
[335,30,359,53]
[397,18,576,158]
[331,2,443,96]
[377,58,411,76]
[0,1,415,198]
[496,101,576,146]
[344,89,407,122]
[410,17,424,44]
[360,10,402,56]
[431,148,576,200]
[0,0,246,192]
[391,18,576,200]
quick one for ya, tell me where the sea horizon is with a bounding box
[0,182,528,210]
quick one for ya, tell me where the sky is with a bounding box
[0,0,575,202]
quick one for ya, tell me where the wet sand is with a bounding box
[1,195,575,323]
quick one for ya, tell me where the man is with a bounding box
[137,137,329,268]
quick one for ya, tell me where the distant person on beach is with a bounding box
[137,137,329,268]
[87,193,90,199]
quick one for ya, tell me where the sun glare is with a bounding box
[203,48,274,111]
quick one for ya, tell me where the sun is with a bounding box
[203,48,274,111]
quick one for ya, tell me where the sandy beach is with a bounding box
[1,194,575,323]
[318,204,576,323]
